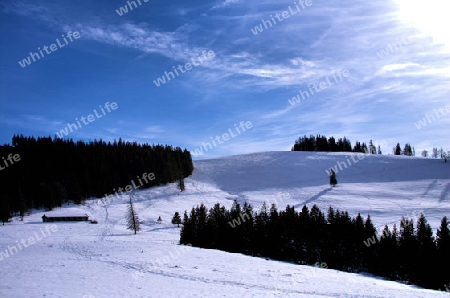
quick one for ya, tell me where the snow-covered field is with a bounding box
[1,151,449,297]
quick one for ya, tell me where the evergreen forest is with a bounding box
[0,135,193,220]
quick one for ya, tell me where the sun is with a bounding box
[395,0,450,48]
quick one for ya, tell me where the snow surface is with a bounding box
[1,151,449,297]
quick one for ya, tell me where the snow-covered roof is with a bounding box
[42,213,89,217]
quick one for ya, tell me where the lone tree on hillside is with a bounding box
[172,212,182,227]
[329,168,337,187]
[178,177,185,192]
[127,197,141,234]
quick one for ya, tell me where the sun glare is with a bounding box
[395,0,450,48]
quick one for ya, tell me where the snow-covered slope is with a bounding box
[192,151,450,231]
[1,151,449,297]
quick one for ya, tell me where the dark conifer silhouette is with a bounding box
[179,202,449,292]
[329,168,337,186]
[180,210,191,244]
[415,213,436,287]
[172,212,182,227]
[403,143,413,156]
[398,217,417,282]
[436,217,450,290]
[0,198,10,225]
[127,197,140,235]
[0,135,194,217]
[394,143,402,155]
[178,177,185,192]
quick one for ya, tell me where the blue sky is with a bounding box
[1,0,449,159]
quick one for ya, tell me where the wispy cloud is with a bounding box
[211,0,241,10]
[1,0,449,157]
[0,114,62,132]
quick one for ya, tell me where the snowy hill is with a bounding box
[0,151,449,297]
[192,151,449,231]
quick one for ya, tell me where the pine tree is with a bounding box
[328,136,337,151]
[415,213,436,287]
[196,204,208,247]
[369,140,376,154]
[398,217,417,282]
[127,197,140,234]
[266,203,280,258]
[172,212,182,227]
[377,224,398,278]
[362,215,378,272]
[242,202,254,253]
[432,147,439,158]
[329,168,337,186]
[206,204,224,249]
[326,206,336,225]
[403,143,413,156]
[180,210,191,244]
[394,143,401,155]
[437,216,450,252]
[361,142,369,154]
[436,217,450,290]
[343,137,352,152]
[416,214,434,248]
[178,177,185,192]
[443,151,448,163]
[297,205,311,263]
[253,202,269,255]
[0,196,11,225]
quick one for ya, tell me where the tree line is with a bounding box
[422,147,449,160]
[179,201,450,292]
[0,135,194,221]
[291,134,417,156]
[292,134,449,161]
[292,135,357,152]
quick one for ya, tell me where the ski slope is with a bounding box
[0,151,449,297]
